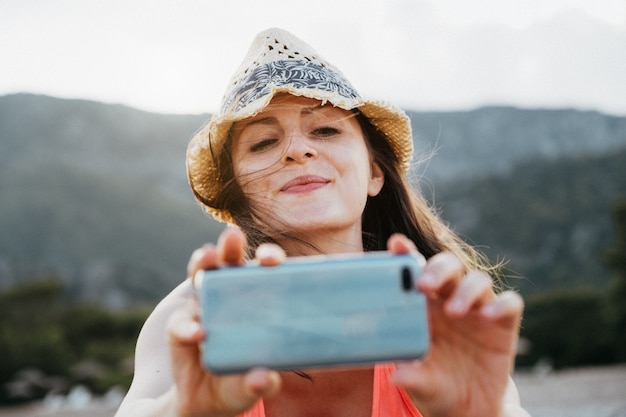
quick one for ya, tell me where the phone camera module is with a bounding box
[401,267,413,291]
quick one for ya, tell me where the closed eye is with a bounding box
[250,138,278,153]
[312,126,340,137]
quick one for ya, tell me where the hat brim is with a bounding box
[186,87,412,224]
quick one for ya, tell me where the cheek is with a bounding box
[337,150,373,188]
[234,163,280,211]
[233,155,270,189]
[234,150,284,181]
[237,170,268,199]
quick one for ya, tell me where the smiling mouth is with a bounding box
[280,175,331,193]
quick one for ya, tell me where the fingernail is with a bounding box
[256,244,285,266]
[419,271,436,287]
[181,321,203,339]
[482,303,498,317]
[267,370,280,385]
[256,244,275,259]
[448,298,466,314]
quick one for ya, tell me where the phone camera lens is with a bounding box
[401,267,413,291]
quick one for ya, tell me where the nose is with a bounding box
[283,131,317,163]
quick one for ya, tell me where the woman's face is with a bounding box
[230,95,384,240]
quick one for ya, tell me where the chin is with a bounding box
[269,202,362,232]
[284,214,358,233]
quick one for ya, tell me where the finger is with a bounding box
[481,291,525,323]
[166,303,205,386]
[445,271,494,316]
[166,302,205,345]
[188,244,219,283]
[255,243,286,267]
[217,227,247,266]
[418,252,465,299]
[386,233,418,254]
[213,369,282,414]
[391,360,437,404]
[480,292,525,359]
[243,368,282,398]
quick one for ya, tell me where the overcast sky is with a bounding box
[1,0,625,115]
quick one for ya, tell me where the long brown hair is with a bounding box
[208,104,493,276]
[356,113,492,274]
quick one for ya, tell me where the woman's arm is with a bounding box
[114,280,191,417]
[115,229,282,417]
[501,378,532,417]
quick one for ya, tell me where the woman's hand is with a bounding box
[386,234,528,417]
[167,227,283,417]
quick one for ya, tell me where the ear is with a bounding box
[367,161,385,197]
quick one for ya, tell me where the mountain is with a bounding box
[438,149,626,294]
[407,107,626,184]
[0,94,223,307]
[404,107,626,294]
[1,93,624,306]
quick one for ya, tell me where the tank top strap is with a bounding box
[237,398,265,417]
[373,363,423,417]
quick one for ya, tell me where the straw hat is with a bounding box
[187,27,413,223]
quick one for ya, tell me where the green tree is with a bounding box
[604,197,626,361]
[0,278,150,403]
[0,278,72,379]
[518,289,614,369]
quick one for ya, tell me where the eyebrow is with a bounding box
[241,116,278,129]
[237,104,327,131]
[301,104,324,114]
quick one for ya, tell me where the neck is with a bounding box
[277,226,365,256]
[264,367,374,417]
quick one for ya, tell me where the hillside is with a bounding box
[0,94,223,307]
[1,93,624,306]
[407,107,626,184]
[438,149,626,294]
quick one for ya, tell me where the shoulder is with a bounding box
[141,279,195,341]
[124,279,194,400]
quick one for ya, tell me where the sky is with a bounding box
[1,0,625,116]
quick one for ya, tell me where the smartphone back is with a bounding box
[196,252,429,374]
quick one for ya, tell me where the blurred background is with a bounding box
[1,1,625,416]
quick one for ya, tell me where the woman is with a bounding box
[116,28,530,417]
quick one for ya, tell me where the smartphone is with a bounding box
[195,251,429,374]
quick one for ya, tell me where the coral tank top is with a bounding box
[237,363,422,417]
